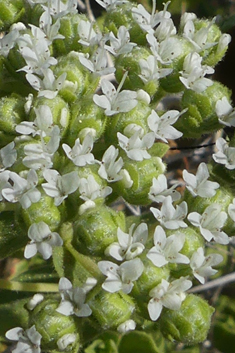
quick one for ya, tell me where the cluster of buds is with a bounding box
[0,0,234,352]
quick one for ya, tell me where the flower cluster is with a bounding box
[1,0,234,352]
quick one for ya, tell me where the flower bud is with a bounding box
[29,297,80,351]
[21,192,62,231]
[53,52,94,103]
[113,156,166,205]
[68,96,107,145]
[73,205,126,256]
[0,94,25,137]
[103,2,146,46]
[104,102,151,146]
[175,81,231,138]
[115,46,152,92]
[159,294,214,345]
[0,0,27,31]
[89,290,135,330]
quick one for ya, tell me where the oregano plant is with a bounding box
[0,0,235,352]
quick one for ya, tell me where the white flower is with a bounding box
[212,137,235,170]
[0,28,21,57]
[105,223,148,261]
[147,226,189,267]
[132,1,172,34]
[179,52,214,93]
[79,47,115,76]
[0,142,17,171]
[0,171,11,201]
[117,130,155,161]
[42,170,80,206]
[150,196,188,229]
[105,26,136,56]
[93,74,138,116]
[148,174,181,203]
[56,277,96,317]
[2,170,41,209]
[16,105,54,137]
[78,20,101,47]
[147,109,183,142]
[62,134,95,167]
[57,334,77,351]
[95,0,128,11]
[188,204,229,244]
[98,258,144,294]
[139,55,172,84]
[147,277,192,321]
[98,145,124,182]
[27,294,44,310]
[216,33,231,54]
[117,319,136,333]
[39,11,65,42]
[183,18,217,52]
[215,96,235,127]
[190,247,223,284]
[5,325,42,353]
[155,18,176,42]
[24,221,63,260]
[183,162,219,197]
[42,0,78,18]
[23,126,60,170]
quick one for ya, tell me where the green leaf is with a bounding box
[118,331,163,353]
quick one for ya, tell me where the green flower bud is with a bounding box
[104,102,151,146]
[29,298,80,351]
[0,94,25,136]
[68,96,106,145]
[175,81,231,138]
[52,14,88,56]
[115,46,152,92]
[89,290,135,330]
[73,205,126,256]
[159,294,214,345]
[0,0,27,31]
[53,52,96,103]
[113,156,166,205]
[103,2,146,46]
[31,96,70,137]
[21,192,62,231]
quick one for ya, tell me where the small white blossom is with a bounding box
[0,142,17,171]
[62,134,95,167]
[117,319,136,334]
[190,247,223,284]
[0,28,20,57]
[148,174,181,203]
[42,170,80,206]
[212,137,235,170]
[183,162,219,197]
[24,221,63,260]
[105,223,148,261]
[105,26,136,56]
[148,277,192,321]
[150,196,188,229]
[95,0,128,11]
[179,52,214,93]
[117,130,155,161]
[215,96,235,127]
[228,198,235,221]
[79,47,115,76]
[78,20,101,47]
[216,33,231,54]
[6,325,42,353]
[147,109,183,142]
[147,33,182,65]
[0,171,11,201]
[56,277,95,317]
[42,0,78,18]
[2,170,41,209]
[188,204,229,244]
[98,145,124,182]
[27,294,44,310]
[155,18,176,41]
[98,258,144,294]
[147,226,189,267]
[57,334,77,351]
[139,55,172,84]
[93,74,138,116]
